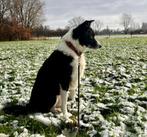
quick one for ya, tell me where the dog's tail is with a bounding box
[2,103,31,116]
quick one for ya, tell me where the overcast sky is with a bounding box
[43,0,147,29]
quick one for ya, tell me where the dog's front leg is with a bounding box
[69,89,76,101]
[61,90,68,118]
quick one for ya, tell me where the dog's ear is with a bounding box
[80,20,94,28]
[72,20,94,39]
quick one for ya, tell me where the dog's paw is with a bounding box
[55,108,62,113]
[68,90,76,101]
[61,112,73,123]
[65,117,73,124]
[66,112,72,118]
[50,107,61,114]
[65,113,74,123]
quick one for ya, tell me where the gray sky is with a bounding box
[43,0,147,29]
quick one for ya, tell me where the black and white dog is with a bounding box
[3,20,101,119]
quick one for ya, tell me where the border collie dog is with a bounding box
[3,20,102,119]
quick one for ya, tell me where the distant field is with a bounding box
[97,34,147,38]
[0,36,147,137]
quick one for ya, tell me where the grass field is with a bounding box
[0,36,147,137]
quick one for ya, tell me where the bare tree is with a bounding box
[142,23,147,33]
[129,20,141,37]
[9,0,44,28]
[120,13,133,34]
[68,16,85,28]
[92,20,103,33]
[130,21,140,31]
[0,0,10,22]
[0,0,44,40]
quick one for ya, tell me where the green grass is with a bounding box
[0,36,147,136]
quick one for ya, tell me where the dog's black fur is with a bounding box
[3,50,74,115]
[73,20,99,49]
[2,20,101,116]
[29,50,73,113]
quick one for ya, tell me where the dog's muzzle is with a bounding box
[97,44,102,48]
[94,42,102,49]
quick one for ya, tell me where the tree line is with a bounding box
[32,15,147,39]
[0,0,147,41]
[120,13,147,35]
[0,0,43,40]
[32,26,69,38]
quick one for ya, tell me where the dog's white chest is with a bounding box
[69,54,86,90]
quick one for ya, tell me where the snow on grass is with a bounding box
[0,133,9,137]
[0,37,147,137]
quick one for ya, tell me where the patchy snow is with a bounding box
[56,134,66,137]
[29,113,52,126]
[0,133,9,137]
[0,39,147,136]
[13,128,45,137]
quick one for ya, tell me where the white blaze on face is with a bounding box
[62,29,86,54]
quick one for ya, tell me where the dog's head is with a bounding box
[72,20,102,49]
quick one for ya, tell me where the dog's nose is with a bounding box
[97,44,102,48]
[98,44,102,48]
[97,41,102,48]
[94,44,102,49]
